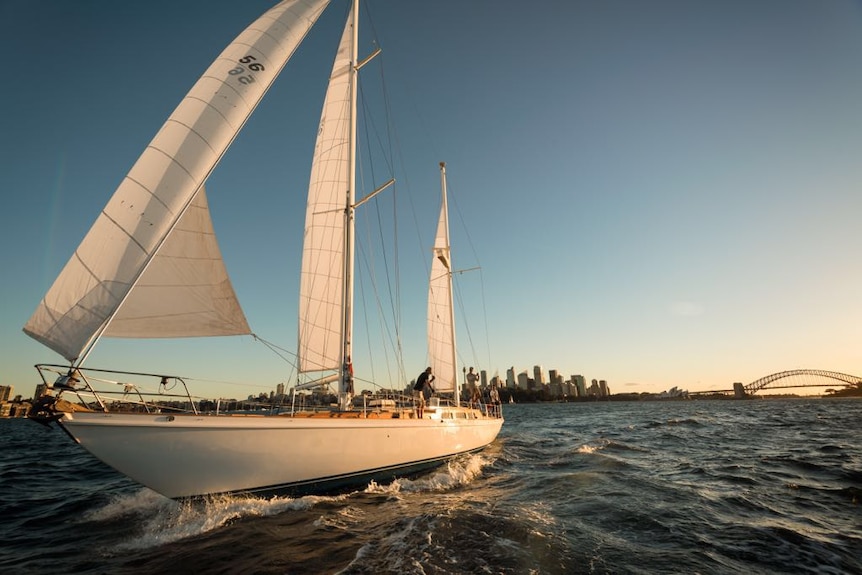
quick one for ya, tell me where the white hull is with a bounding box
[60,408,503,499]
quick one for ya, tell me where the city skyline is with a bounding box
[0,364,853,411]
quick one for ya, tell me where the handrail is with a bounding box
[35,364,201,415]
[33,364,504,419]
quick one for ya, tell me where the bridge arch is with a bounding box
[744,369,861,395]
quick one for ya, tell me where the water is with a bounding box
[1,399,860,574]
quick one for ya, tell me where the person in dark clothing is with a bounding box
[413,367,435,418]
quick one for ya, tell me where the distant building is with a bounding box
[533,365,545,387]
[517,371,529,390]
[549,378,563,398]
[572,375,586,397]
[599,380,610,397]
[0,386,12,402]
[506,367,516,389]
[658,386,689,399]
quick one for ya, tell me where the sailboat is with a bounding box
[24,0,502,500]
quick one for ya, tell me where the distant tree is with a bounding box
[824,381,862,397]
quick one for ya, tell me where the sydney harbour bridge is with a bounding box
[690,369,862,397]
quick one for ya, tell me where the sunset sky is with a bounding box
[1,0,860,399]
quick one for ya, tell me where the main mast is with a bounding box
[341,0,359,401]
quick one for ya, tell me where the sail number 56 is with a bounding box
[229,55,265,85]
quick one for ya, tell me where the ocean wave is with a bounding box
[365,452,496,496]
[79,452,495,552]
[644,417,705,428]
[85,489,349,552]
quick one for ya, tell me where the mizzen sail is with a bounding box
[23,0,331,362]
[427,163,457,394]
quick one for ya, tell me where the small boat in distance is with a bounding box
[24,0,502,500]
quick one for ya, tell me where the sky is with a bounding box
[1,0,861,400]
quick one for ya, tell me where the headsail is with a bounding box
[427,163,457,395]
[23,0,331,362]
[103,187,250,338]
[297,8,354,374]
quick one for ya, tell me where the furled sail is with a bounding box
[427,165,457,394]
[23,0,331,362]
[297,9,353,373]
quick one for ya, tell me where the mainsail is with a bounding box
[23,0,331,362]
[297,7,354,374]
[427,163,457,395]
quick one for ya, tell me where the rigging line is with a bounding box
[356,236,401,387]
[362,0,442,292]
[267,316,340,376]
[375,8,442,172]
[251,334,299,385]
[360,92,401,367]
[356,269,404,392]
[372,42,407,350]
[252,333,298,364]
[357,59,405,385]
[386,116,428,290]
[356,257,395,391]
[391,182,402,377]
[365,42,430,299]
[358,60,396,176]
[359,74,400,318]
[478,267,492,373]
[375,36,397,175]
[355,265,377,388]
[452,273,479,371]
[447,179,484,276]
[350,374,395,391]
[446,177,492,370]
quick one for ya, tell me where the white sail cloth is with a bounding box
[103,187,249,338]
[24,0,331,362]
[297,8,353,373]
[427,166,456,394]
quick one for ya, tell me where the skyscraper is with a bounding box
[533,365,545,387]
[572,375,586,397]
[599,380,610,397]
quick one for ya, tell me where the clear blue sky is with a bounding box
[1,0,860,399]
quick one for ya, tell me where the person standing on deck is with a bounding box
[466,367,480,407]
[413,367,435,418]
[489,382,501,416]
